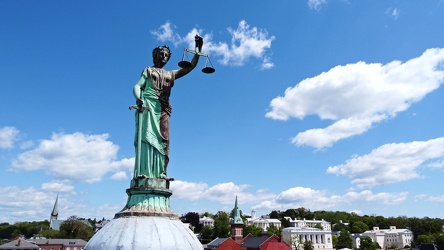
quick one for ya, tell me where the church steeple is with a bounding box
[231,196,244,243]
[49,195,59,229]
[232,196,243,225]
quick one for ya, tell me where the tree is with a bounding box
[351,221,369,233]
[416,234,431,246]
[332,235,338,249]
[333,222,351,232]
[269,210,280,219]
[389,242,398,249]
[288,234,304,250]
[295,207,314,220]
[200,225,213,244]
[243,224,262,237]
[337,229,353,249]
[281,217,291,228]
[266,223,281,237]
[39,229,60,239]
[59,216,93,240]
[0,223,19,240]
[180,212,200,232]
[359,237,378,250]
[213,211,230,238]
[432,233,444,250]
[303,241,314,250]
[284,209,297,219]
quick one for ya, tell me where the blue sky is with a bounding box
[1,0,444,224]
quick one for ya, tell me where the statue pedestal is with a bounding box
[115,178,178,219]
[84,178,203,250]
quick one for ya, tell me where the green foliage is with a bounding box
[201,212,214,218]
[433,233,444,250]
[295,207,314,220]
[58,216,93,240]
[243,224,262,237]
[284,209,297,219]
[0,223,18,240]
[416,234,431,245]
[337,229,353,249]
[359,237,378,250]
[39,229,60,238]
[333,222,351,232]
[269,210,280,219]
[213,211,230,238]
[303,240,314,250]
[389,242,398,249]
[0,221,49,239]
[351,221,369,233]
[200,225,213,244]
[266,223,282,237]
[332,235,338,249]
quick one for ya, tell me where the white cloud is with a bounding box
[171,180,208,201]
[252,187,407,212]
[151,20,275,69]
[222,20,275,67]
[9,132,122,183]
[150,21,183,46]
[266,48,444,149]
[172,181,408,215]
[308,0,327,10]
[427,195,444,203]
[386,7,400,20]
[0,186,56,223]
[171,181,275,204]
[342,190,408,205]
[41,182,75,192]
[110,171,128,180]
[327,138,444,188]
[261,57,275,70]
[0,126,20,149]
[349,210,363,215]
[0,185,123,223]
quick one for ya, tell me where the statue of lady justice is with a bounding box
[131,35,203,182]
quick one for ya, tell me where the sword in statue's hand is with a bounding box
[129,97,149,181]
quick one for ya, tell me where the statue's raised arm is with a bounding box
[173,35,203,80]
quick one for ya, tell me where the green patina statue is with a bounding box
[116,35,209,218]
[132,35,203,181]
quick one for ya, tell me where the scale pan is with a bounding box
[178,61,192,68]
[202,67,215,74]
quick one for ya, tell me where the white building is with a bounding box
[199,216,214,227]
[362,226,413,249]
[246,217,282,231]
[286,218,332,231]
[282,227,334,250]
[245,210,281,231]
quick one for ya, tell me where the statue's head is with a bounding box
[152,45,171,66]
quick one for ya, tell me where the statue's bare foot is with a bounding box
[136,174,148,179]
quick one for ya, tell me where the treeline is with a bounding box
[268,207,444,236]
[179,207,444,247]
[0,216,99,245]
